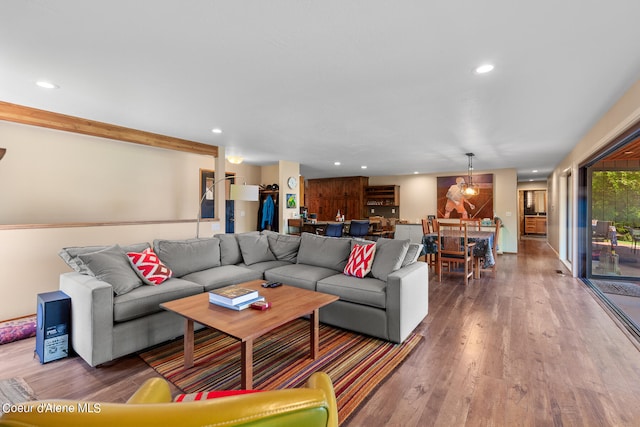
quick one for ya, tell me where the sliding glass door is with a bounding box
[589,167,640,279]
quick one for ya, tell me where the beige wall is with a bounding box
[548,78,640,274]
[369,168,518,253]
[517,181,548,191]
[258,161,301,233]
[278,160,301,231]
[0,223,196,320]
[0,121,262,319]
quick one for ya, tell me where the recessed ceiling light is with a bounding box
[36,81,59,89]
[475,64,494,74]
[211,128,222,134]
[334,161,341,166]
[414,171,419,174]
[361,165,367,169]
[532,169,538,173]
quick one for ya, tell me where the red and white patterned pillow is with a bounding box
[126,248,172,285]
[344,243,376,278]
[175,389,263,402]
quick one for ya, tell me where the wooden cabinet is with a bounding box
[525,216,546,235]
[363,185,400,218]
[306,176,368,221]
[365,185,399,206]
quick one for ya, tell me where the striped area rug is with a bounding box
[139,319,421,424]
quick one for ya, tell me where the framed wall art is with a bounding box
[436,174,494,219]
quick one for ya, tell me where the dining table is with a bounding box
[421,230,496,277]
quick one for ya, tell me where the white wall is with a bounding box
[369,168,518,253]
[549,78,640,274]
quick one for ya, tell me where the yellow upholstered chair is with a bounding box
[0,372,338,427]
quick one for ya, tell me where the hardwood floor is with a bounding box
[2,238,640,426]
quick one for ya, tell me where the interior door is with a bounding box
[226,200,235,233]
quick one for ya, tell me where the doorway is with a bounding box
[518,189,547,237]
[200,170,235,234]
[581,125,640,334]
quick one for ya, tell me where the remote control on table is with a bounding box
[262,281,282,288]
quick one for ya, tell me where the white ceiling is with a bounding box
[2,1,640,181]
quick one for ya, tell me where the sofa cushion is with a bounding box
[264,264,338,291]
[401,243,423,267]
[317,274,387,309]
[262,230,300,262]
[78,244,143,296]
[182,265,263,292]
[215,233,243,265]
[154,238,221,277]
[296,233,351,272]
[371,238,411,281]
[126,248,173,285]
[59,242,150,274]
[241,260,293,274]
[237,234,276,265]
[113,278,204,322]
[344,243,376,278]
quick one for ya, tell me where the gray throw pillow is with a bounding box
[237,234,276,265]
[215,233,243,265]
[401,243,423,267]
[77,244,143,295]
[371,238,411,281]
[263,230,300,262]
[153,238,221,277]
[297,233,351,271]
[59,242,150,274]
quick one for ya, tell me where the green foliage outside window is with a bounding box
[592,170,640,241]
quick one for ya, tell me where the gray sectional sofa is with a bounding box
[59,231,429,367]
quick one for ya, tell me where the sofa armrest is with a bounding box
[0,373,338,427]
[127,378,173,404]
[59,272,114,367]
[385,262,429,343]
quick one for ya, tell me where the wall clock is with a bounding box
[287,176,298,189]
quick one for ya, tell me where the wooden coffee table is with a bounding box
[160,280,338,389]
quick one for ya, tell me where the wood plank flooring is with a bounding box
[2,238,640,426]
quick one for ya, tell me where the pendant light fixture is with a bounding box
[462,153,479,196]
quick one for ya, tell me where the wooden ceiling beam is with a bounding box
[0,101,218,157]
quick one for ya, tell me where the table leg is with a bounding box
[310,308,319,359]
[241,339,253,390]
[184,319,194,369]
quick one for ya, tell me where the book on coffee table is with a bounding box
[210,295,266,311]
[209,285,259,306]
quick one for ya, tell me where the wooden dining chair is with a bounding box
[437,223,475,286]
[421,218,433,234]
[421,218,436,269]
[431,218,439,233]
[369,217,392,240]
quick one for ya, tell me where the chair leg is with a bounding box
[464,258,469,286]
[474,257,481,279]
